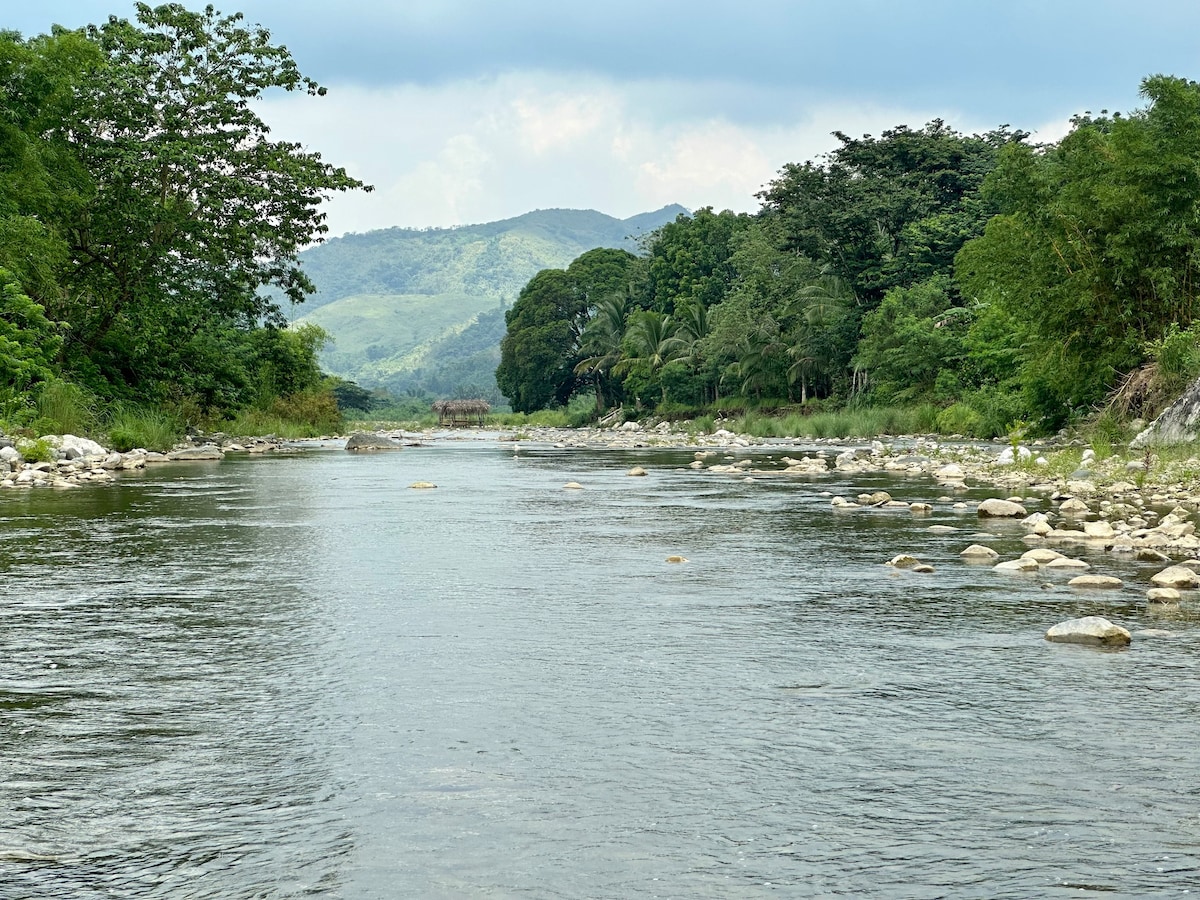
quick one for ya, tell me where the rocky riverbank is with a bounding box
[0,429,301,490]
[477,421,1200,640]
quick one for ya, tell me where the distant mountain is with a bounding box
[292,205,686,403]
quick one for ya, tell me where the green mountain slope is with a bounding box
[293,205,685,401]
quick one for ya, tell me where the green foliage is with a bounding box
[642,207,750,314]
[935,402,984,436]
[35,380,96,436]
[957,76,1200,427]
[105,405,182,452]
[855,275,966,402]
[0,268,61,394]
[0,9,371,428]
[266,388,342,434]
[1146,323,1200,393]
[16,436,54,462]
[497,249,639,412]
[760,120,1024,309]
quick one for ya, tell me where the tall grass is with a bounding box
[35,380,97,435]
[719,404,959,440]
[105,405,182,452]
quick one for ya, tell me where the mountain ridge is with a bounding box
[293,204,688,403]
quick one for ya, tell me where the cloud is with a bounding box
[258,72,969,236]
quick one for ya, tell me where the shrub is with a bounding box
[16,436,54,462]
[105,405,182,452]
[35,380,97,436]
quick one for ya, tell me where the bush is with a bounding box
[16,436,54,462]
[935,403,984,436]
[268,388,343,433]
[105,405,182,452]
[35,380,97,436]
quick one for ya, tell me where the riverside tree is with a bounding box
[0,3,369,416]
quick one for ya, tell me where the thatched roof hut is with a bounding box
[433,399,490,426]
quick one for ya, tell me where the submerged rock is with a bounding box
[1067,574,1123,588]
[994,558,1039,572]
[1147,587,1182,604]
[167,445,224,461]
[345,432,401,451]
[1045,616,1131,646]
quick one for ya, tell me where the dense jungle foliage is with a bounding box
[0,3,368,441]
[498,76,1200,437]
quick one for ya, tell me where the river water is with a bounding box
[2,439,1199,898]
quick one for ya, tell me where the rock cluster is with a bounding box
[0,428,294,490]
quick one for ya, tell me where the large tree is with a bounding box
[956,75,1200,425]
[496,248,636,412]
[47,3,368,397]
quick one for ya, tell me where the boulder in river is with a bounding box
[345,432,401,451]
[960,544,1000,560]
[167,445,224,461]
[994,558,1039,572]
[1147,587,1182,604]
[1045,616,1131,646]
[978,498,1027,517]
[1150,565,1200,588]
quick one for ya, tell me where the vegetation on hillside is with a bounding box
[291,206,686,403]
[0,4,368,441]
[498,81,1200,438]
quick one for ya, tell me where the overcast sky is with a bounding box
[10,1,1200,237]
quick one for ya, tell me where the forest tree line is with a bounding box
[0,4,366,440]
[497,75,1200,437]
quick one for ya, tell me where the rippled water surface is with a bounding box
[3,441,1200,898]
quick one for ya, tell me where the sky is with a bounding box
[8,1,1200,237]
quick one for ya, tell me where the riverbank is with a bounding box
[0,429,309,490]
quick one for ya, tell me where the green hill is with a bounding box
[293,205,686,402]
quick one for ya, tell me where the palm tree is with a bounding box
[672,299,716,403]
[784,266,855,402]
[614,311,686,405]
[727,319,787,400]
[574,294,628,411]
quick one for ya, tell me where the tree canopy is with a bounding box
[0,4,369,428]
[498,76,1200,437]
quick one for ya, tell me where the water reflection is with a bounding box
[2,445,1199,897]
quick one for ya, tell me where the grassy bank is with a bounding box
[1,381,345,452]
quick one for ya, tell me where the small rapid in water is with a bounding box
[2,442,1198,898]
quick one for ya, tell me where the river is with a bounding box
[2,439,1198,898]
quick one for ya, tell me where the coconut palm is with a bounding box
[574,294,628,411]
[613,311,686,404]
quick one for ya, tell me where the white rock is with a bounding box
[886,554,921,568]
[1020,548,1064,564]
[1083,521,1116,539]
[994,558,1039,572]
[1045,616,1131,646]
[1059,498,1090,514]
[1044,557,1090,570]
[1150,566,1200,588]
[1147,587,1182,603]
[960,544,1000,560]
[978,498,1027,517]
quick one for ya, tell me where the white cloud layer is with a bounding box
[258,73,981,236]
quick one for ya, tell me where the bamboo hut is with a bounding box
[433,399,490,426]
